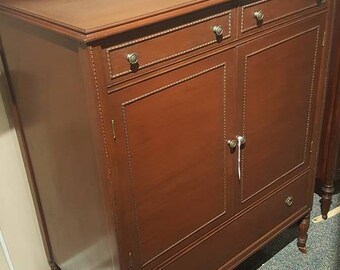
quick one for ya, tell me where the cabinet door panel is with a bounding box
[236,14,325,208]
[109,51,236,269]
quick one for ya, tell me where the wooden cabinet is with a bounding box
[316,0,340,219]
[0,0,336,269]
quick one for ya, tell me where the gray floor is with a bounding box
[236,187,340,270]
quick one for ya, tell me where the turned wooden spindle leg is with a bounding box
[320,183,335,220]
[297,213,310,254]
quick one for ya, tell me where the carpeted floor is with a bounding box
[236,186,340,270]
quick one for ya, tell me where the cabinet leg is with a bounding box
[49,261,61,270]
[320,184,334,220]
[297,213,310,254]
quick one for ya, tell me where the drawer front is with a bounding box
[103,10,233,84]
[240,0,326,34]
[161,172,310,270]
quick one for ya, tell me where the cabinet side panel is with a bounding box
[0,15,115,270]
[316,0,340,184]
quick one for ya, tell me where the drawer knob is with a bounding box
[126,53,139,65]
[285,196,294,207]
[253,10,265,22]
[213,25,224,36]
[227,139,237,150]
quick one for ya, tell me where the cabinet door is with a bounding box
[236,14,326,210]
[109,50,236,269]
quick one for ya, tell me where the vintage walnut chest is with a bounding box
[0,0,337,269]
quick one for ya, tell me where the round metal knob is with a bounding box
[253,10,265,21]
[285,196,293,207]
[126,53,139,65]
[228,139,237,150]
[213,25,224,36]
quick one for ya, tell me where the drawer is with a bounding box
[158,172,310,269]
[103,10,233,84]
[240,0,326,34]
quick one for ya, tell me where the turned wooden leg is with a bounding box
[320,183,335,220]
[49,261,61,270]
[297,213,310,254]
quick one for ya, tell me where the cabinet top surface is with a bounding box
[0,0,231,41]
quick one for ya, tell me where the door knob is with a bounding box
[285,196,294,207]
[227,139,237,150]
[253,10,265,22]
[213,25,224,36]
[126,53,139,65]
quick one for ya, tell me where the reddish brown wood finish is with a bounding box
[0,16,118,270]
[109,49,237,269]
[0,0,336,269]
[316,0,340,219]
[0,0,234,41]
[0,44,57,269]
[297,213,311,253]
[147,173,310,270]
[240,0,326,34]
[236,14,325,211]
[103,9,234,85]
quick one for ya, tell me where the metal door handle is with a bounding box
[236,135,246,180]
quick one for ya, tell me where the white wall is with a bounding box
[0,66,49,269]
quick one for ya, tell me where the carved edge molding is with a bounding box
[240,0,325,33]
[121,63,228,267]
[240,26,321,203]
[88,46,119,260]
[105,11,232,79]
